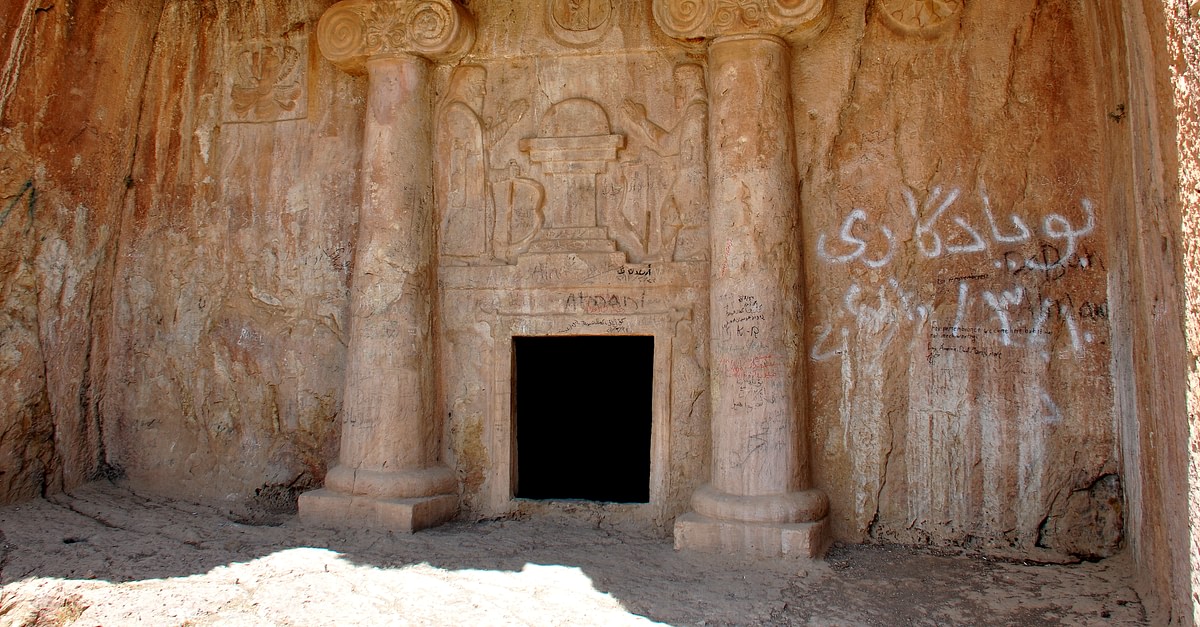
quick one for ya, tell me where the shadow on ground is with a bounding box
[0,481,1146,626]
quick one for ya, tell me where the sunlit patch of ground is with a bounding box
[0,482,1144,626]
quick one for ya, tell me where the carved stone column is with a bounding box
[653,0,830,557]
[298,0,474,531]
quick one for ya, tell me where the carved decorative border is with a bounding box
[485,309,688,521]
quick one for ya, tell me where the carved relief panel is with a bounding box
[876,0,962,36]
[546,0,615,46]
[223,32,308,123]
[436,65,531,265]
[433,53,712,268]
[432,5,716,521]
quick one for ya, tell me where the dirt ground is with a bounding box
[0,481,1145,626]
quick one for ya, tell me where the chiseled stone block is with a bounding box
[299,489,458,533]
[674,513,829,559]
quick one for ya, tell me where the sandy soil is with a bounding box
[0,481,1145,626]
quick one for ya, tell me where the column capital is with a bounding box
[652,0,827,42]
[317,0,475,73]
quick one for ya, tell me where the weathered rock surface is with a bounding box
[1,0,1198,620]
[100,0,359,505]
[2,0,165,500]
[802,0,1119,562]
[1,0,358,509]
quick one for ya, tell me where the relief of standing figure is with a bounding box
[436,65,528,265]
[620,63,710,262]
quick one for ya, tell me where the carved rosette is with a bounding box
[652,0,827,40]
[317,0,475,73]
[877,0,962,37]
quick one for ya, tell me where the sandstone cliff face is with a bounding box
[101,0,360,507]
[1,0,360,512]
[0,0,1176,569]
[800,0,1120,560]
[1,0,165,500]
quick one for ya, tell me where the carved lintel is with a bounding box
[652,0,828,41]
[317,0,475,73]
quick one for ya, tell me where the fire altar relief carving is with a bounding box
[519,98,625,259]
[434,61,713,269]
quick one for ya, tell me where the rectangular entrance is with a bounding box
[512,335,654,503]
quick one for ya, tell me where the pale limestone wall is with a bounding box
[1181,0,1200,612]
[0,0,1197,616]
[1165,1,1200,622]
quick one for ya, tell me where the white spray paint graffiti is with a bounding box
[811,181,1105,364]
[979,181,1032,244]
[816,183,1097,272]
[815,208,895,268]
[808,181,1111,542]
[981,287,1024,347]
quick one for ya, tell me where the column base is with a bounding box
[298,488,458,533]
[673,512,829,558]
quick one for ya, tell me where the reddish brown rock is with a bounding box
[2,0,165,498]
[0,0,1198,622]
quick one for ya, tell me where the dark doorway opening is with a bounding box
[513,335,653,503]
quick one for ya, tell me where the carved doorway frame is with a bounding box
[486,309,686,523]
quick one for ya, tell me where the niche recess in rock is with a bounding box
[513,335,654,503]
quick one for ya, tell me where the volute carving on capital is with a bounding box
[652,0,827,41]
[318,0,475,73]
